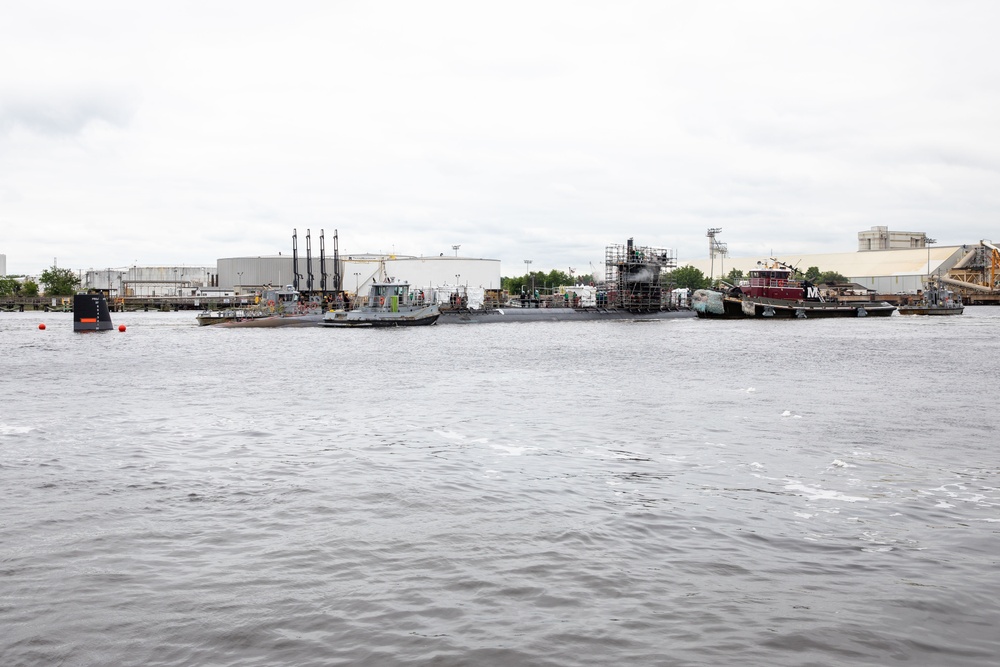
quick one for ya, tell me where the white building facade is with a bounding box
[216,254,501,297]
[82,266,216,297]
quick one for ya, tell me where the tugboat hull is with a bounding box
[693,291,896,319]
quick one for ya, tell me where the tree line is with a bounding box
[665,265,849,290]
[501,269,593,294]
[0,267,80,297]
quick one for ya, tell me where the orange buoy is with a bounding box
[38,323,46,330]
[118,324,126,332]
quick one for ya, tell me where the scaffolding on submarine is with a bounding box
[604,238,677,311]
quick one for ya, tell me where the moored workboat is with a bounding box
[197,285,324,326]
[897,283,964,316]
[693,260,896,319]
[323,277,439,327]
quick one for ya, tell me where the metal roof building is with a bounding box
[82,266,215,297]
[680,245,968,294]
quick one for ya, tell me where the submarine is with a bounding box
[73,292,115,332]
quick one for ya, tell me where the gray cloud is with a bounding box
[0,89,136,136]
[3,1,1000,275]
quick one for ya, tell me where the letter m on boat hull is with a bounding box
[807,286,819,299]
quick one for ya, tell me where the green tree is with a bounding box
[545,269,572,288]
[804,266,821,282]
[22,279,39,297]
[816,270,847,284]
[668,265,710,290]
[39,266,80,296]
[0,276,21,296]
[502,269,572,295]
[501,275,524,293]
[725,268,744,284]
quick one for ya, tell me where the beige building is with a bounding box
[857,226,929,251]
[680,227,972,294]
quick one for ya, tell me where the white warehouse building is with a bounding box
[82,266,216,297]
[216,253,502,297]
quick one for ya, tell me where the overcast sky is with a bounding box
[2,0,998,276]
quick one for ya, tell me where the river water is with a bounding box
[1,309,998,666]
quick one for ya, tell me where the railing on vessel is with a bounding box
[749,278,802,289]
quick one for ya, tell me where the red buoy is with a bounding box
[118,324,126,332]
[38,323,46,330]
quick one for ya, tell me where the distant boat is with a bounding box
[693,259,896,319]
[898,282,964,316]
[322,275,439,328]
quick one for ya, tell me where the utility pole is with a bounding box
[926,237,937,282]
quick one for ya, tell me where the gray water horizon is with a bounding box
[2,309,998,666]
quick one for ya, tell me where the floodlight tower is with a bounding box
[926,238,937,282]
[707,228,723,280]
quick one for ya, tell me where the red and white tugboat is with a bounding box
[692,260,896,319]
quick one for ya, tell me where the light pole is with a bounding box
[237,271,243,295]
[173,269,178,297]
[354,272,361,296]
[707,228,723,282]
[926,237,937,286]
[524,259,532,296]
[453,244,461,257]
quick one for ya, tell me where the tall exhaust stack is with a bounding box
[333,229,342,292]
[292,229,300,291]
[320,229,327,295]
[306,229,314,293]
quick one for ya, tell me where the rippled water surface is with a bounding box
[2,309,998,666]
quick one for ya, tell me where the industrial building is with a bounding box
[857,226,931,251]
[80,253,501,302]
[82,266,216,297]
[682,227,999,299]
[215,253,501,296]
[212,229,502,297]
